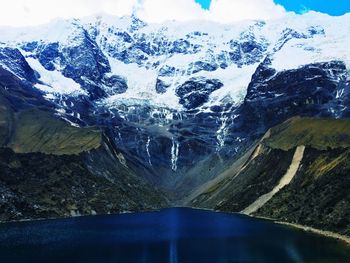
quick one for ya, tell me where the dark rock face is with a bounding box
[246,60,346,102]
[21,41,39,53]
[176,78,223,109]
[228,34,268,66]
[171,39,191,54]
[189,61,218,74]
[0,67,52,111]
[274,26,325,52]
[128,15,147,32]
[155,78,170,94]
[102,75,128,95]
[159,65,176,77]
[90,100,236,195]
[115,31,133,43]
[102,31,201,67]
[234,60,349,137]
[38,42,60,71]
[0,47,37,82]
[19,29,124,100]
[62,32,111,82]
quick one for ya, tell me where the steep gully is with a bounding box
[242,145,305,214]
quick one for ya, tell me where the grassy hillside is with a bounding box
[0,97,13,146]
[8,109,102,155]
[264,117,350,150]
[0,89,101,155]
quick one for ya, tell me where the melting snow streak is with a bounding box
[146,136,152,166]
[171,138,179,171]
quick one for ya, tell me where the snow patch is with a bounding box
[26,57,86,96]
[103,58,182,109]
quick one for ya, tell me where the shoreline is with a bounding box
[179,206,350,246]
[275,220,350,246]
[0,208,163,225]
[189,206,350,246]
[248,214,350,246]
[1,207,349,246]
[186,207,350,247]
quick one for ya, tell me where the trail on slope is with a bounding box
[242,145,305,215]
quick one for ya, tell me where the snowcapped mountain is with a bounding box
[2,12,349,108]
[0,12,349,196]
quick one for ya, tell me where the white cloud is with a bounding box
[136,0,206,23]
[208,0,286,23]
[0,0,137,27]
[0,0,287,27]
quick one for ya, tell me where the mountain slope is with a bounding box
[256,146,350,237]
[6,109,101,155]
[190,117,350,237]
[0,146,167,221]
[0,73,168,221]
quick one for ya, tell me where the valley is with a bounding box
[0,12,349,243]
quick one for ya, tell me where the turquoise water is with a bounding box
[0,208,349,263]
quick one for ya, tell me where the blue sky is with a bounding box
[196,0,211,9]
[195,0,350,16]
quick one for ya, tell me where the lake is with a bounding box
[0,208,349,263]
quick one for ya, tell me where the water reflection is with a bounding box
[169,240,178,263]
[285,242,304,263]
[0,208,349,263]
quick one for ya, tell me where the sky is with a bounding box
[0,0,348,27]
[195,0,350,15]
[274,0,350,16]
